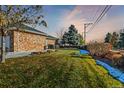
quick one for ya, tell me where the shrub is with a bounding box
[87,42,112,57]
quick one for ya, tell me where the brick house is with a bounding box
[46,35,57,49]
[1,24,57,53]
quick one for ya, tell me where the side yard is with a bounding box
[0,49,123,88]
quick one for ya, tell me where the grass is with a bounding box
[0,49,123,88]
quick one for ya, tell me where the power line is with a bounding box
[92,6,102,21]
[87,5,112,33]
[87,5,109,32]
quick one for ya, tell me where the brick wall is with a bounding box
[13,30,46,52]
[47,39,56,45]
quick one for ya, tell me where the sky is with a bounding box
[36,5,124,43]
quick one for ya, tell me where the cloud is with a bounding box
[59,5,104,38]
[86,15,124,43]
[59,5,124,43]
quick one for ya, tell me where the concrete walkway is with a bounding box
[6,51,32,58]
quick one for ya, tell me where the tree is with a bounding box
[104,32,112,43]
[119,29,124,48]
[62,25,82,45]
[0,5,47,63]
[56,28,67,45]
[62,32,69,45]
[78,34,84,45]
[104,32,119,48]
[111,32,119,48]
[56,28,66,39]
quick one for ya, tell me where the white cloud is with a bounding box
[59,5,124,43]
[86,15,124,43]
[59,5,104,35]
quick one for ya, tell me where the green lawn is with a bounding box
[0,49,123,88]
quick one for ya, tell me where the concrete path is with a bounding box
[6,51,32,58]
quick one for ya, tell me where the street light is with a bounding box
[84,23,93,45]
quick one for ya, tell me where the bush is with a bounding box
[87,42,112,57]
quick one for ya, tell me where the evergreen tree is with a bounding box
[119,30,124,48]
[104,32,112,43]
[111,32,119,48]
[62,25,82,45]
[68,25,78,45]
[105,32,119,48]
[62,32,69,44]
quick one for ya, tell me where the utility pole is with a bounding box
[84,23,93,45]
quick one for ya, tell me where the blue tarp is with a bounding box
[80,50,89,55]
[96,60,124,83]
[109,69,123,78]
[118,74,124,83]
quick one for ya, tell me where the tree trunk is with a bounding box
[1,29,6,63]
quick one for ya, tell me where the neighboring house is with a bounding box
[1,24,57,53]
